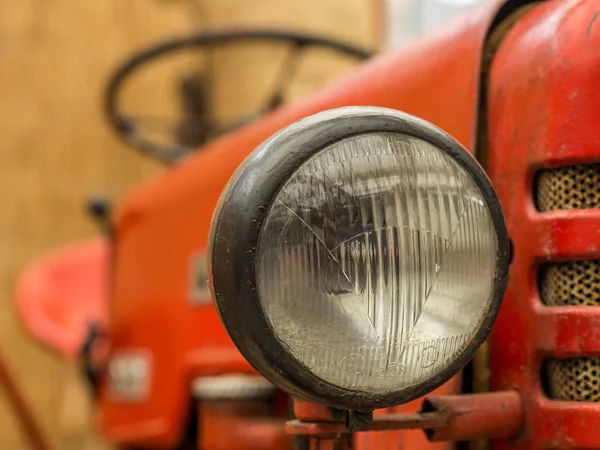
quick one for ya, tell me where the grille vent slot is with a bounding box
[545,357,600,402]
[535,164,600,211]
[540,260,600,307]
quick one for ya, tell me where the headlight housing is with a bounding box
[209,106,509,411]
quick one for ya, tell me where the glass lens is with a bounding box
[256,133,497,394]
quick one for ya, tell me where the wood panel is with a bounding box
[0,2,186,448]
[199,0,381,124]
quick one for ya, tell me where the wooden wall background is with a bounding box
[0,1,379,449]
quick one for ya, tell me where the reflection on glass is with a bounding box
[257,133,497,394]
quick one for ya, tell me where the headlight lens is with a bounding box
[257,132,497,394]
[209,106,508,410]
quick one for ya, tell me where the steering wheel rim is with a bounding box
[104,29,374,165]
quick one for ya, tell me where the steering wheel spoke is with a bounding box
[104,29,373,164]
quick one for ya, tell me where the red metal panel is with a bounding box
[488,1,600,448]
[529,211,600,258]
[355,380,460,450]
[198,401,292,450]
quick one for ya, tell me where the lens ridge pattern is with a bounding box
[257,132,497,394]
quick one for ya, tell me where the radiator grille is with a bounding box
[537,164,600,401]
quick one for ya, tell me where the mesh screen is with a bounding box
[540,260,600,306]
[536,164,600,211]
[537,164,600,401]
[546,357,600,401]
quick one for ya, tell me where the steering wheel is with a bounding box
[104,29,373,164]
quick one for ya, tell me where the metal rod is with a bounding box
[422,391,523,441]
[286,391,523,442]
[287,411,448,436]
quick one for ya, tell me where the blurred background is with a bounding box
[0,0,482,448]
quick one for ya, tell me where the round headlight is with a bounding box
[209,106,508,410]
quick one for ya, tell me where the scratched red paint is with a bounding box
[488,1,600,448]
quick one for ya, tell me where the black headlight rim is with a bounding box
[209,106,509,411]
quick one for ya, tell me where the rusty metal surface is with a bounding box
[355,379,461,450]
[488,0,600,448]
[423,392,523,442]
[287,392,522,443]
[292,399,344,423]
[287,412,447,436]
